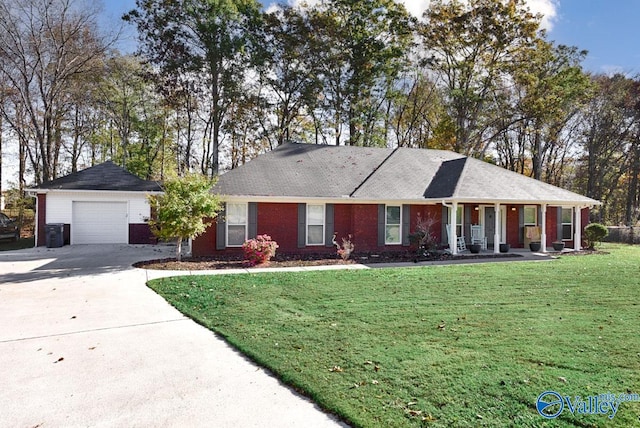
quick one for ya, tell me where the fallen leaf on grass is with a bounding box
[558,376,567,383]
[422,414,437,422]
[371,380,379,385]
[329,366,343,372]
[406,409,422,416]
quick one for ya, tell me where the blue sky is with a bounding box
[103,0,640,75]
[548,0,640,75]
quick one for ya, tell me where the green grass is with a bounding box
[148,244,640,427]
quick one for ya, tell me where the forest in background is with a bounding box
[1,0,639,225]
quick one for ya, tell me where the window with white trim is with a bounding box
[561,208,573,240]
[306,204,325,245]
[524,206,537,226]
[226,203,247,247]
[385,205,401,245]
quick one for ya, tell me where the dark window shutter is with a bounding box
[325,204,335,247]
[518,206,524,244]
[464,205,471,243]
[557,207,563,241]
[402,204,411,246]
[216,203,227,250]
[298,203,306,248]
[378,204,385,246]
[248,202,257,239]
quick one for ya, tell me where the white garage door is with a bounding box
[72,201,128,244]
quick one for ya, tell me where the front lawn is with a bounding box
[148,244,640,427]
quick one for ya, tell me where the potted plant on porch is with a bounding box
[499,243,510,253]
[552,241,565,251]
[469,243,481,253]
[529,241,541,252]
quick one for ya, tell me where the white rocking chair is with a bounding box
[446,224,467,252]
[470,225,487,250]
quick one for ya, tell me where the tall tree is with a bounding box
[124,0,262,176]
[511,42,591,181]
[307,0,414,146]
[575,74,640,223]
[259,6,319,147]
[0,0,111,184]
[419,0,540,156]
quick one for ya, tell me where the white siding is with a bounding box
[46,191,151,224]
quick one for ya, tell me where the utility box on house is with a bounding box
[45,223,65,248]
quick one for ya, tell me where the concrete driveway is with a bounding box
[0,244,344,427]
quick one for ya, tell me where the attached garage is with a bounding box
[27,162,163,246]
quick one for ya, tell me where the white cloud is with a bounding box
[525,0,558,30]
[285,0,558,30]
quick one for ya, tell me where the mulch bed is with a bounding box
[134,251,524,271]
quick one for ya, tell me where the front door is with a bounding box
[485,207,495,247]
[482,206,506,247]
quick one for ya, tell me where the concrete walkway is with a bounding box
[0,244,346,428]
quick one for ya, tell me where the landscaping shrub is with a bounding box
[584,223,608,250]
[332,233,354,261]
[408,213,438,255]
[242,234,279,266]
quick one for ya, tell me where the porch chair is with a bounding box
[445,224,467,252]
[470,225,487,250]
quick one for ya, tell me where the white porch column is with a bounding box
[494,203,500,254]
[574,206,582,250]
[541,204,547,253]
[450,202,458,255]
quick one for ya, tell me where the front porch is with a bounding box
[442,202,590,255]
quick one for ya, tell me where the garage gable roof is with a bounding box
[35,161,162,192]
[216,143,599,205]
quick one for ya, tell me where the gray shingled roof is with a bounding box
[35,161,162,192]
[214,143,392,197]
[214,143,599,205]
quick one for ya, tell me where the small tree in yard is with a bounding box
[148,174,222,261]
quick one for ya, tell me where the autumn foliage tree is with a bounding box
[148,174,221,261]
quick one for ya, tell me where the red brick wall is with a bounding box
[36,194,47,246]
[192,216,217,256]
[334,204,354,242]
[350,204,380,251]
[129,224,155,244]
[257,203,299,253]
